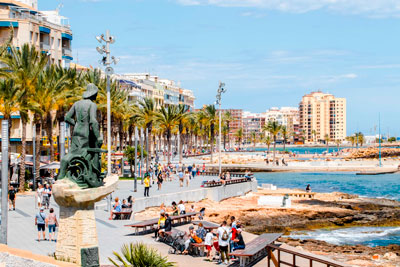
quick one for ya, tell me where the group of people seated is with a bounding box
[109,196,134,220]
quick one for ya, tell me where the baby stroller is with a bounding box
[168,231,186,254]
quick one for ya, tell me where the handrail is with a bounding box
[267,244,348,267]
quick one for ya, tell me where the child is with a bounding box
[144,175,150,197]
[204,229,214,261]
[190,204,195,213]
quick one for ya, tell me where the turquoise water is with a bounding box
[256,172,400,200]
[256,172,400,247]
[249,147,346,154]
[290,227,400,247]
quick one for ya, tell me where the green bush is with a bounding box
[109,242,175,267]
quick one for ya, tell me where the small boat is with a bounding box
[356,171,394,175]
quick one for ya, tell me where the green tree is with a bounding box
[281,126,288,150]
[264,135,272,154]
[202,105,218,163]
[263,120,282,163]
[109,242,175,267]
[324,134,330,152]
[156,105,179,164]
[235,128,243,150]
[137,98,157,165]
[223,111,233,149]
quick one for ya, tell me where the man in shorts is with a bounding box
[35,207,47,241]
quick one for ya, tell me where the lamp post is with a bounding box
[216,82,226,177]
[1,120,8,244]
[96,30,118,211]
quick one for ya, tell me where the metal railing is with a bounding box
[267,244,348,267]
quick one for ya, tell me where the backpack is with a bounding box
[221,229,229,241]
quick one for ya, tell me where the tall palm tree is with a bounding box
[281,126,288,151]
[156,105,179,164]
[235,128,243,150]
[222,124,229,150]
[0,44,48,191]
[202,105,217,163]
[324,134,330,152]
[264,120,282,163]
[312,129,317,144]
[264,135,272,154]
[250,132,257,151]
[137,98,157,166]
[176,104,189,163]
[223,111,233,149]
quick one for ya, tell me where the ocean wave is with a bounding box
[289,227,400,246]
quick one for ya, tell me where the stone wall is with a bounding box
[131,180,258,213]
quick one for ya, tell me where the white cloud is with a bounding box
[174,0,400,18]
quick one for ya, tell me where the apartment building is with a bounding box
[120,73,195,110]
[299,91,346,142]
[242,111,265,141]
[264,107,299,141]
[0,0,73,67]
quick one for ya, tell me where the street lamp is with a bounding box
[216,82,226,177]
[96,30,118,210]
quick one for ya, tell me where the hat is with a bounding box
[189,226,194,230]
[83,83,99,99]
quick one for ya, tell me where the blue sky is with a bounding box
[40,0,400,136]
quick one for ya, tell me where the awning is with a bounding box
[0,21,18,27]
[61,33,72,40]
[39,26,50,34]
[40,162,60,170]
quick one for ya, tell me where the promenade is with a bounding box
[7,175,255,265]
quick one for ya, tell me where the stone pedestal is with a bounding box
[52,175,118,266]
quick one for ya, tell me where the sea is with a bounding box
[256,172,400,247]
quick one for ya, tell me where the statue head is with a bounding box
[83,83,99,100]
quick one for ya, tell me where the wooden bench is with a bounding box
[230,233,282,267]
[112,208,133,220]
[125,212,200,235]
[202,177,251,188]
[192,220,219,230]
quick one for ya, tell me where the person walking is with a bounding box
[184,170,190,187]
[47,208,58,242]
[178,169,184,187]
[35,207,47,241]
[43,184,52,209]
[191,164,197,178]
[8,186,16,211]
[36,184,44,208]
[157,172,163,191]
[217,221,230,265]
[144,175,150,197]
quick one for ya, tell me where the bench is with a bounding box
[192,220,219,230]
[112,208,133,220]
[125,212,200,235]
[230,233,282,267]
[202,177,251,188]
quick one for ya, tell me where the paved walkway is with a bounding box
[7,175,214,265]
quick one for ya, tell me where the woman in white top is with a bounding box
[178,200,186,215]
[36,184,44,208]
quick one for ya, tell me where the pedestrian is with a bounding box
[178,200,186,215]
[35,207,47,241]
[184,170,190,187]
[191,164,196,178]
[187,164,193,179]
[217,221,230,265]
[8,185,16,211]
[157,172,163,190]
[47,208,58,242]
[43,184,52,209]
[36,183,44,208]
[178,169,184,187]
[202,163,206,173]
[204,229,214,261]
[144,175,150,197]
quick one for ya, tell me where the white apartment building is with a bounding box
[0,0,73,67]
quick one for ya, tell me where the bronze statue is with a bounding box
[58,83,106,188]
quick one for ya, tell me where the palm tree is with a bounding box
[156,106,179,164]
[137,98,157,166]
[222,123,229,150]
[264,135,272,154]
[356,132,364,149]
[235,128,243,150]
[281,126,288,151]
[202,105,217,163]
[0,44,48,191]
[324,134,330,152]
[223,111,233,149]
[335,139,341,152]
[176,104,189,163]
[264,120,282,163]
[250,132,257,151]
[312,129,317,144]
[109,242,175,267]
[346,136,356,150]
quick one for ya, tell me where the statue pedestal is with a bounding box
[52,175,118,266]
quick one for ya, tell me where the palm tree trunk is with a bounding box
[46,114,55,178]
[35,121,42,185]
[179,132,183,163]
[167,132,171,164]
[283,138,286,151]
[210,135,214,163]
[273,136,277,163]
[19,119,27,192]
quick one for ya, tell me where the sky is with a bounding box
[39,0,400,136]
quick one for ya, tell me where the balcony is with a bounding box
[40,42,50,51]
[62,47,72,57]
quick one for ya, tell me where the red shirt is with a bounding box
[231,227,237,240]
